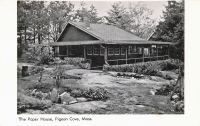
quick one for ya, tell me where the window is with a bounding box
[108,45,114,55]
[157,45,163,55]
[69,46,75,55]
[100,46,105,55]
[114,45,120,55]
[87,46,92,55]
[121,46,126,55]
[133,46,137,53]
[144,48,150,57]
[151,45,157,56]
[93,45,99,55]
[128,45,133,54]
[137,47,142,54]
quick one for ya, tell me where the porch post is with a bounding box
[142,45,144,62]
[55,46,59,56]
[168,44,170,59]
[104,45,108,64]
[83,46,86,61]
[150,45,151,61]
[66,46,68,57]
[126,45,128,64]
[156,45,158,60]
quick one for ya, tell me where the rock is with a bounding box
[60,92,76,104]
[31,89,37,96]
[42,93,48,100]
[150,90,156,95]
[45,92,51,100]
[172,94,179,100]
[51,88,59,103]
[36,91,43,99]
[60,92,68,97]
[76,97,87,102]
[69,100,78,104]
[165,74,172,80]
[63,102,68,105]
[86,98,93,101]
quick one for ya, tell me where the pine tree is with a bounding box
[151,1,184,61]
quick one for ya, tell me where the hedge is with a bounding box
[51,57,91,70]
[103,59,182,76]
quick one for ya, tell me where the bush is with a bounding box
[69,87,109,101]
[103,59,183,77]
[25,43,54,65]
[17,93,51,114]
[51,57,91,69]
[82,88,109,101]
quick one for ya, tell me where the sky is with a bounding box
[71,1,168,21]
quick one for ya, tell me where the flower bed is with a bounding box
[103,59,182,76]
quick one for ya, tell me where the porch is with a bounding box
[50,41,170,68]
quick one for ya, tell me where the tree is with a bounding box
[127,2,157,39]
[107,2,129,29]
[151,1,184,61]
[73,2,100,23]
[47,1,74,42]
[106,2,157,39]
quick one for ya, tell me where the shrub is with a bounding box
[17,93,51,114]
[25,43,54,65]
[82,88,109,101]
[103,59,183,77]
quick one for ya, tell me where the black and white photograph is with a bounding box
[16,1,185,115]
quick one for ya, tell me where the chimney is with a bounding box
[83,16,90,29]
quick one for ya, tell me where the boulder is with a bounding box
[150,90,156,95]
[69,101,78,104]
[42,93,48,100]
[31,89,37,96]
[172,94,179,100]
[36,91,43,99]
[51,88,59,103]
[60,92,76,104]
[76,97,87,102]
[45,92,51,100]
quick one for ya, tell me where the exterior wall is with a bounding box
[57,24,98,41]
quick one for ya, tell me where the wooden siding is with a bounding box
[57,24,98,42]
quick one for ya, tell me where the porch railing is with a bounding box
[107,55,169,65]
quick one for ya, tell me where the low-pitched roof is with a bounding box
[52,21,172,46]
[70,22,145,41]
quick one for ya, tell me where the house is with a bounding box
[49,17,172,69]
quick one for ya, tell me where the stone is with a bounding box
[31,89,37,96]
[172,94,179,100]
[60,92,76,104]
[60,92,68,97]
[69,100,78,104]
[150,90,156,95]
[76,97,87,102]
[51,88,59,103]
[36,91,43,99]
[42,93,48,100]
